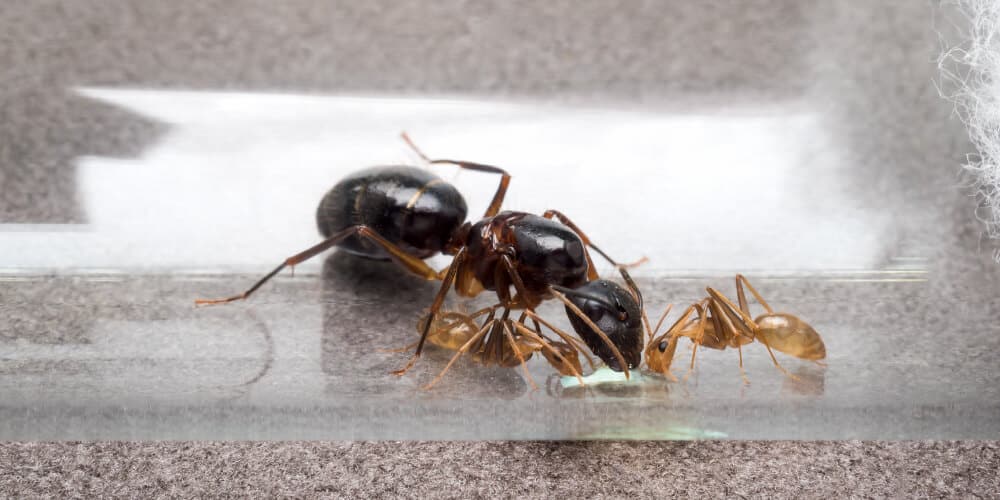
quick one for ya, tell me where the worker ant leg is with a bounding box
[644,303,689,382]
[478,308,510,367]
[401,132,511,218]
[677,303,710,382]
[711,295,750,384]
[705,291,754,385]
[392,248,469,375]
[523,310,596,371]
[661,303,702,381]
[422,318,494,390]
[501,321,538,391]
[706,287,757,341]
[736,343,750,386]
[736,274,775,314]
[195,225,441,306]
[710,284,810,383]
[510,321,586,385]
[648,303,674,344]
[762,342,799,380]
[379,308,491,354]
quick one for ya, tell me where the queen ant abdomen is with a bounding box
[316,165,468,261]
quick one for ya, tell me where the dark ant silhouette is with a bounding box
[196,134,646,382]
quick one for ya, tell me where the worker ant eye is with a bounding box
[658,340,669,352]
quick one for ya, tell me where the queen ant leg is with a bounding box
[195,225,442,305]
[401,132,511,218]
[499,253,627,374]
[541,210,600,282]
[541,209,644,304]
[483,309,511,366]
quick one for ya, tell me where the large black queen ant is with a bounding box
[195,134,646,382]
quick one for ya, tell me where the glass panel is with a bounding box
[1,1,994,439]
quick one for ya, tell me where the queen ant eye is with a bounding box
[614,298,628,321]
[585,302,605,320]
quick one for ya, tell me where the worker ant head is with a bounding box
[555,280,643,372]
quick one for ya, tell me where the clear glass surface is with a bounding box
[1,1,995,439]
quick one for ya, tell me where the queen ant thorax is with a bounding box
[195,134,647,385]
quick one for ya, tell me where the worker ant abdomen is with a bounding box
[754,313,826,360]
[317,166,467,260]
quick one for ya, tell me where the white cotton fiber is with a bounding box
[941,0,1000,237]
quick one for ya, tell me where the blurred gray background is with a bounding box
[2,0,998,496]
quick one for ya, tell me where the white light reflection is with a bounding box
[0,88,888,274]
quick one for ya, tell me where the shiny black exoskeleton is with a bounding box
[196,136,643,381]
[564,279,643,372]
[317,166,467,260]
[458,211,591,306]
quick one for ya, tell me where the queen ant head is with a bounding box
[556,279,643,372]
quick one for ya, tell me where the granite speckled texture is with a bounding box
[3,441,1000,498]
[3,0,998,496]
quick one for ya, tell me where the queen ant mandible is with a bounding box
[195,133,645,378]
